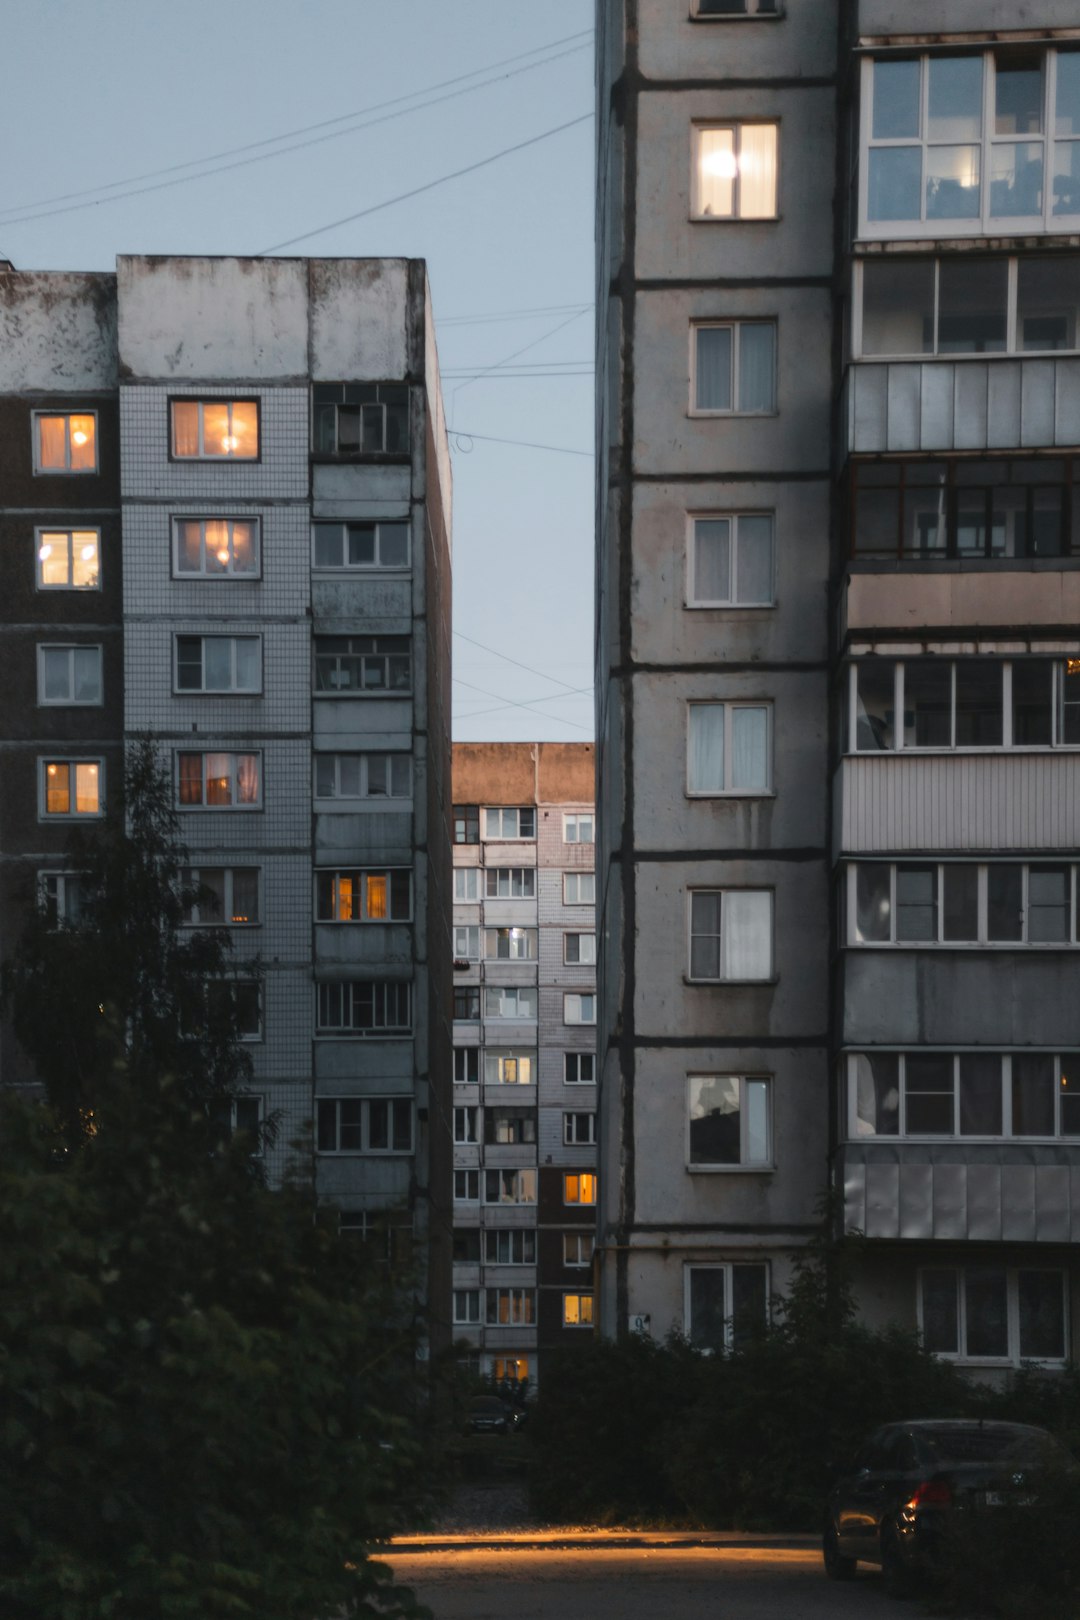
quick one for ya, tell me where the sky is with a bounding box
[1,0,596,742]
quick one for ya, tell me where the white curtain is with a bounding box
[737,323,775,412]
[696,127,735,216]
[696,326,732,410]
[738,124,778,217]
[731,706,768,790]
[693,518,730,602]
[734,515,772,604]
[688,704,725,791]
[720,890,771,980]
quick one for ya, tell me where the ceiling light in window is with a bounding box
[80,544,96,561]
[39,544,52,561]
[216,547,231,565]
[221,434,238,452]
[71,428,88,446]
[702,147,738,180]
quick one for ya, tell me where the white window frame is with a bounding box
[311,518,411,570]
[454,868,481,902]
[453,1289,481,1325]
[563,1233,595,1268]
[691,120,780,220]
[686,701,772,796]
[317,869,412,924]
[563,1172,598,1207]
[562,1292,595,1328]
[317,1096,414,1154]
[35,526,101,590]
[37,869,86,929]
[686,512,774,608]
[687,888,774,983]
[170,398,259,460]
[846,861,1078,948]
[483,986,538,1021]
[454,1169,480,1202]
[690,320,777,416]
[483,807,537,840]
[854,254,1080,360]
[454,925,480,960]
[174,634,262,695]
[483,1229,536,1266]
[206,977,262,1042]
[176,751,261,810]
[563,872,596,906]
[684,1261,770,1352]
[563,993,597,1026]
[39,758,104,820]
[484,1049,535,1086]
[848,659,1080,754]
[315,980,412,1038]
[484,927,537,962]
[484,867,537,898]
[486,1287,535,1326]
[226,1094,264,1147]
[686,1074,772,1170]
[182,865,261,928]
[453,1047,479,1085]
[563,813,595,844]
[917,1265,1068,1366]
[564,1053,596,1085]
[846,1051,1080,1141]
[563,1111,596,1145]
[171,517,261,579]
[37,644,103,707]
[483,1168,538,1206]
[32,410,98,475]
[314,751,410,802]
[453,1105,480,1144]
[564,932,597,965]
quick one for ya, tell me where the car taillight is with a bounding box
[906,1480,952,1509]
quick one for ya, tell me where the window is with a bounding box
[171,399,258,460]
[686,1263,768,1352]
[484,987,538,1020]
[453,805,480,844]
[849,659,1080,752]
[484,1169,537,1205]
[692,321,776,414]
[453,1229,481,1263]
[453,1290,481,1325]
[172,518,259,577]
[454,988,481,1020]
[564,1053,596,1085]
[563,1111,596,1145]
[454,925,480,960]
[177,752,260,809]
[848,1052,1080,1140]
[693,122,778,219]
[688,889,773,981]
[563,1293,594,1328]
[316,1097,413,1154]
[687,702,770,794]
[315,752,410,801]
[485,1049,535,1085]
[563,1233,595,1268]
[175,635,260,694]
[694,0,780,14]
[317,870,411,922]
[454,1106,479,1144]
[688,1075,771,1167]
[314,636,410,694]
[38,871,86,929]
[37,645,102,706]
[454,1048,479,1085]
[920,1267,1067,1364]
[862,48,1080,236]
[491,1356,530,1384]
[312,382,409,454]
[687,513,773,607]
[849,458,1080,562]
[485,868,536,899]
[312,519,409,569]
[36,527,100,590]
[223,1095,263,1145]
[564,872,595,905]
[454,1169,479,1202]
[484,927,537,961]
[564,814,594,844]
[454,868,480,902]
[486,1289,534,1326]
[205,979,261,1041]
[316,981,411,1036]
[858,254,1080,357]
[483,807,536,840]
[563,994,596,1026]
[564,932,596,965]
[564,1172,597,1206]
[484,1229,536,1265]
[33,411,96,473]
[41,759,102,818]
[484,1107,536,1146]
[182,866,260,927]
[847,862,1077,946]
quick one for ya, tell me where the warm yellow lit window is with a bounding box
[366,874,388,920]
[563,1293,594,1327]
[337,877,356,921]
[564,1172,598,1206]
[35,413,97,473]
[693,123,778,219]
[43,760,100,816]
[37,529,101,589]
[172,399,259,460]
[492,1357,529,1383]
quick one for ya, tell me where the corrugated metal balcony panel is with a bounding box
[1001,1166,1038,1242]
[899,1163,933,1239]
[1037,1167,1072,1242]
[967,1164,1003,1242]
[840,1145,1080,1243]
[836,754,1080,854]
[865,1160,901,1239]
[844,357,1080,457]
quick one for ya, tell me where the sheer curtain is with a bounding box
[720,890,772,980]
[737,324,775,412]
[734,515,772,604]
[696,127,735,216]
[731,707,768,790]
[237,753,260,805]
[692,518,730,603]
[696,326,732,410]
[738,124,778,217]
[688,704,725,791]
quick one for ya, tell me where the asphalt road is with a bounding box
[388,1544,904,1620]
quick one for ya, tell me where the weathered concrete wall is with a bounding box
[0,270,116,391]
[117,256,308,379]
[309,258,409,382]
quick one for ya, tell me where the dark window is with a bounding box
[312,383,409,454]
[453,805,480,844]
[849,458,1076,560]
[454,988,481,1020]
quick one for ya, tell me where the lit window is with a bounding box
[313,520,410,568]
[693,122,778,219]
[176,751,260,809]
[314,636,411,694]
[688,1075,771,1167]
[315,752,410,800]
[688,513,773,606]
[491,1356,529,1384]
[686,1263,768,1351]
[41,759,102,818]
[687,702,771,794]
[563,994,596,1026]
[484,1169,537,1205]
[316,981,412,1037]
[564,813,594,844]
[484,1229,536,1265]
[692,321,776,414]
[171,399,258,460]
[182,867,260,926]
[38,870,86,929]
[563,1111,596,1144]
[920,1267,1067,1364]
[564,872,595,905]
[453,1048,479,1084]
[688,889,773,981]
[485,1050,535,1085]
[563,1233,594,1268]
[316,870,411,922]
[317,1097,413,1153]
[36,528,100,589]
[483,807,536,840]
[564,932,596,965]
[484,927,537,961]
[173,518,259,577]
[563,1292,594,1327]
[33,412,97,474]
[484,987,538,1020]
[564,1053,595,1085]
[564,1172,597,1206]
[486,1289,535,1326]
[312,383,409,455]
[37,645,102,706]
[175,635,261,694]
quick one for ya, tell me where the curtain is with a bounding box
[720,890,771,980]
[738,123,777,217]
[37,415,67,469]
[688,704,725,792]
[236,753,260,804]
[178,753,203,806]
[74,763,99,815]
[171,401,200,458]
[693,518,729,602]
[731,706,768,790]
[735,515,772,603]
[696,127,735,216]
[696,326,732,410]
[737,323,775,412]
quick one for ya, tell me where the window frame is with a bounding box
[564,1053,596,1085]
[563,872,596,906]
[314,751,411,802]
[454,868,481,902]
[173,634,262,696]
[35,525,101,591]
[311,382,410,457]
[454,1168,480,1202]
[848,658,1080,754]
[205,977,262,1042]
[175,750,262,811]
[686,700,773,796]
[482,807,537,840]
[687,1073,773,1170]
[483,1168,538,1206]
[483,1228,536,1266]
[686,511,775,608]
[37,869,87,929]
[484,1049,536,1086]
[846,1050,1080,1141]
[563,992,597,1026]
[453,804,480,844]
[687,888,775,983]
[36,643,103,708]
[563,813,595,844]
[171,517,261,579]
[453,1047,479,1085]
[315,980,413,1038]
[313,634,412,697]
[691,120,780,221]
[316,869,412,924]
[684,1261,770,1352]
[316,1096,414,1154]
[39,758,104,820]
[563,1110,597,1145]
[563,1232,595,1268]
[32,410,98,475]
[562,1292,595,1328]
[311,517,411,571]
[169,397,260,462]
[564,932,597,966]
[855,253,1080,359]
[483,985,539,1021]
[181,865,261,928]
[917,1265,1068,1366]
[483,926,538,962]
[484,867,537,899]
[690,319,778,416]
[845,861,1078,947]
[564,1171,598,1206]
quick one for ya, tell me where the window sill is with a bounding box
[688,409,779,420]
[846,942,1078,952]
[686,790,776,800]
[310,451,410,465]
[685,600,775,610]
[687,1162,775,1174]
[690,214,781,225]
[684,974,778,987]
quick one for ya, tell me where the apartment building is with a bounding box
[450,743,597,1392]
[595,1,1080,1374]
[0,255,453,1341]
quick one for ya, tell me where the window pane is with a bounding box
[856,663,895,751]
[861,260,935,356]
[955,660,1002,746]
[41,649,69,702]
[965,1268,1008,1358]
[873,59,920,140]
[692,518,730,602]
[696,126,735,217]
[896,865,937,941]
[73,648,99,702]
[1057,52,1080,137]
[68,416,96,471]
[688,1268,727,1352]
[1028,866,1069,942]
[938,260,1008,354]
[230,869,259,924]
[314,525,341,567]
[991,485,1027,558]
[230,401,258,457]
[904,661,951,747]
[905,1054,954,1134]
[736,323,775,412]
[905,480,948,556]
[45,762,70,814]
[1013,659,1054,744]
[1052,139,1080,216]
[922,1269,959,1354]
[928,56,983,142]
[731,1265,767,1346]
[990,141,1044,218]
[37,415,68,469]
[735,515,772,603]
[347,525,376,566]
[959,1054,1003,1135]
[234,639,259,691]
[1018,1272,1065,1359]
[738,123,777,218]
[926,146,981,220]
[1012,1053,1055,1136]
[1061,1064,1080,1135]
[689,1075,740,1164]
[731,707,768,791]
[231,521,257,573]
[71,531,100,588]
[688,704,725,792]
[868,146,922,222]
[690,891,721,979]
[943,864,979,941]
[988,864,1023,940]
[380,524,409,566]
[855,863,891,942]
[1017,257,1080,352]
[696,327,732,410]
[74,763,99,814]
[854,487,900,556]
[720,890,771,980]
[996,52,1043,136]
[204,639,232,689]
[1062,659,1080,743]
[745,1079,769,1163]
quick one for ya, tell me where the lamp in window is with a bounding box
[71,427,89,447]
[39,542,52,563]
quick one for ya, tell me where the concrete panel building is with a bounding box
[450,743,597,1392]
[0,255,453,1344]
[596,2,1080,1373]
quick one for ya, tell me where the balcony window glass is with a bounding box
[1019,1272,1066,1359]
[959,1054,1003,1135]
[902,661,951,748]
[853,1052,899,1137]
[1013,1054,1055,1136]
[855,863,890,942]
[1018,256,1080,349]
[855,662,894,751]
[1028,866,1070,942]
[921,1269,959,1354]
[954,660,1002,746]
[895,866,936,941]
[1013,659,1054,745]
[905,1054,954,1134]
[938,260,1008,353]
[965,1269,1008,1358]
[1062,659,1080,742]
[861,260,934,355]
[872,58,920,140]
[987,865,1024,941]
[942,865,979,941]
[929,56,984,144]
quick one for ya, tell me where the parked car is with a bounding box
[466,1395,513,1436]
[823,1419,1072,1587]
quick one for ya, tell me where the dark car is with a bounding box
[466,1396,513,1435]
[823,1419,1071,1587]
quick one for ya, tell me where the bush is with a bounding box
[932,1458,1080,1619]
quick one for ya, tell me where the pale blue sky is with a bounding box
[1,0,595,741]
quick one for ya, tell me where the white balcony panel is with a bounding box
[842,1145,1080,1242]
[845,357,1080,458]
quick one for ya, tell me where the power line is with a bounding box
[0,39,592,230]
[449,307,590,418]
[439,301,592,327]
[255,112,592,256]
[453,631,591,698]
[448,428,592,458]
[453,677,593,732]
[442,368,594,379]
